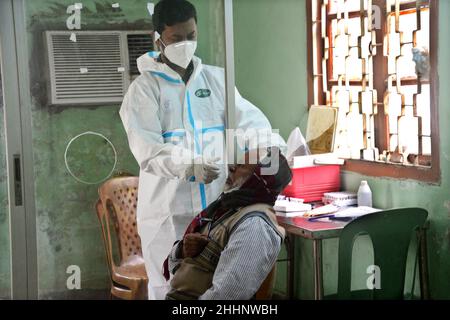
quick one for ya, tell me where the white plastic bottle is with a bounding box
[357,180,373,207]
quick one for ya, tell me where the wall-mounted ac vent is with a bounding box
[46,30,153,105]
[127,33,153,76]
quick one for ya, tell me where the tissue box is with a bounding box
[282,165,340,203]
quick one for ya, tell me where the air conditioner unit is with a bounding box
[45,30,153,105]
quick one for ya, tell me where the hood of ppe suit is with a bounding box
[136,51,203,81]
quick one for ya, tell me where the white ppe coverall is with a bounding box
[119,52,286,299]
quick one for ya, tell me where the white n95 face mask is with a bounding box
[161,40,197,69]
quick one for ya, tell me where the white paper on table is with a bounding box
[333,206,381,218]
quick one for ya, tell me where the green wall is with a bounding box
[21,0,224,298]
[234,0,450,299]
[26,0,144,298]
[233,0,309,140]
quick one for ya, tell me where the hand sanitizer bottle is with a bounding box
[357,180,372,207]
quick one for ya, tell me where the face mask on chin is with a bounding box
[160,39,197,69]
[223,184,240,194]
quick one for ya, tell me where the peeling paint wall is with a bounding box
[234,0,450,299]
[18,0,224,298]
[26,0,148,298]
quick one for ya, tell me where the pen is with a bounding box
[308,214,335,221]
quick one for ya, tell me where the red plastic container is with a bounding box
[282,165,341,203]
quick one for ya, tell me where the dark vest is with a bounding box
[166,203,285,300]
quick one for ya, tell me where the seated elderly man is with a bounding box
[163,148,292,300]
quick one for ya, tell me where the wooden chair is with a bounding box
[95,176,148,300]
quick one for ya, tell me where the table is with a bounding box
[276,215,349,300]
[276,213,430,300]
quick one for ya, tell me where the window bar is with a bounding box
[384,75,395,155]
[312,0,320,105]
[323,58,329,99]
[359,0,366,90]
[395,0,400,32]
[371,29,377,55]
[321,1,327,38]
[343,0,349,34]
[395,56,402,94]
[386,0,392,14]
[414,0,424,157]
[336,0,343,20]
[416,0,422,32]
[322,2,330,101]
[372,87,378,115]
[363,0,376,159]
[394,0,402,95]
[372,0,389,157]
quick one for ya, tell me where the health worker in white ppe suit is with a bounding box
[119,0,286,300]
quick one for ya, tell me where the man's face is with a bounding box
[158,17,198,48]
[224,163,257,192]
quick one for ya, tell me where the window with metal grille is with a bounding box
[307,0,439,182]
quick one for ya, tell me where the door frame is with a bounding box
[0,0,236,300]
[0,0,38,299]
[224,0,236,131]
